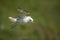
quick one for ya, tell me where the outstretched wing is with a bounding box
[17,8,30,18]
[9,21,19,29]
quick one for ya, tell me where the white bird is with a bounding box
[8,16,33,24]
[8,8,33,28]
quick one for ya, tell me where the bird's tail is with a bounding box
[8,17,17,22]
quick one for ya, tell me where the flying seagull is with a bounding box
[8,8,33,28]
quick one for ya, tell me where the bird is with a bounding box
[8,16,33,24]
[8,8,33,28]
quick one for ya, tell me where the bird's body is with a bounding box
[8,16,33,24]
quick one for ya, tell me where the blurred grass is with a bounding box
[0,0,60,40]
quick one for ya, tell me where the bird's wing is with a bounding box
[17,8,30,19]
[9,22,18,29]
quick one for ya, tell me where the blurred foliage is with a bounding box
[0,0,60,40]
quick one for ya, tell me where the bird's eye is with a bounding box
[29,20,31,21]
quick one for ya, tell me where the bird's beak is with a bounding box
[31,20,33,23]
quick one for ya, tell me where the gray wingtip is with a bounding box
[17,7,30,13]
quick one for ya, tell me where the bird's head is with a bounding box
[23,16,33,23]
[28,17,33,23]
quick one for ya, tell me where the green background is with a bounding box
[0,0,60,40]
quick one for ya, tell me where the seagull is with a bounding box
[8,16,33,24]
[8,8,33,28]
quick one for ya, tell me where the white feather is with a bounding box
[8,17,17,22]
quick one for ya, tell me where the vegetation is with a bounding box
[0,0,60,40]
